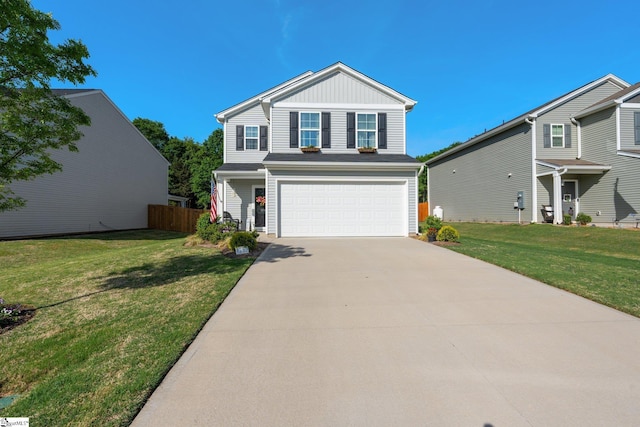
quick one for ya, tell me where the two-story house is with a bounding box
[426,74,639,227]
[213,62,421,237]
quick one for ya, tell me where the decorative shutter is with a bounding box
[289,112,298,148]
[259,125,268,151]
[378,112,387,149]
[543,124,551,148]
[564,124,572,148]
[347,112,356,149]
[635,112,640,145]
[236,125,244,151]
[321,112,331,148]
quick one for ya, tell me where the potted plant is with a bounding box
[358,146,377,153]
[300,145,320,153]
[426,227,438,242]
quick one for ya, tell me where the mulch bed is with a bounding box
[219,242,270,259]
[0,305,36,335]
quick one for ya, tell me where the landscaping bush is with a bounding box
[424,215,443,231]
[196,213,238,242]
[576,212,592,226]
[229,231,258,251]
[436,225,460,242]
[563,214,572,225]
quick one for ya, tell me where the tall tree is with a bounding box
[416,142,462,202]
[0,0,96,211]
[191,128,223,209]
[132,117,169,152]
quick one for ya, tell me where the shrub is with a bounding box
[563,214,572,225]
[576,212,592,226]
[436,225,460,242]
[424,215,443,231]
[229,231,258,251]
[196,213,238,242]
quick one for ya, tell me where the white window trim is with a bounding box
[299,111,321,147]
[356,112,377,149]
[245,125,259,150]
[551,123,564,148]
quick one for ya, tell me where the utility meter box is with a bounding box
[517,191,525,210]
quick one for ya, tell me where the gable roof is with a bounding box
[215,62,417,123]
[426,74,630,165]
[573,82,640,119]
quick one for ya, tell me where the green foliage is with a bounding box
[191,129,224,208]
[195,213,238,242]
[132,117,169,152]
[436,225,460,242]
[0,0,96,211]
[424,215,443,231]
[576,212,592,226]
[229,231,258,251]
[563,214,572,225]
[415,142,462,202]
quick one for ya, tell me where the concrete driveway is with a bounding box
[132,238,640,426]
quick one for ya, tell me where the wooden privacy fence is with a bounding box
[148,205,207,234]
[418,202,429,223]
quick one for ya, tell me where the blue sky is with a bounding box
[35,0,640,157]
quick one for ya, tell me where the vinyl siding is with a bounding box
[0,92,168,239]
[270,107,405,154]
[223,179,264,231]
[428,123,532,222]
[276,71,401,105]
[266,169,417,235]
[620,107,640,150]
[225,103,269,163]
[579,107,639,224]
[537,81,623,159]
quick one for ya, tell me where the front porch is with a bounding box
[214,163,266,232]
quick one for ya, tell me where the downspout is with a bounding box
[571,117,581,159]
[525,116,537,222]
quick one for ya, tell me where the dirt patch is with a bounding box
[0,305,36,335]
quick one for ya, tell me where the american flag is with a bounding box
[210,179,218,223]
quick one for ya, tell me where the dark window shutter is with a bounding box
[236,125,244,151]
[289,112,299,148]
[564,124,572,148]
[347,112,356,149]
[635,112,640,145]
[321,112,331,148]
[259,125,268,151]
[378,113,387,149]
[543,124,551,148]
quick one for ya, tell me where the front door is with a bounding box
[562,180,578,219]
[254,187,266,229]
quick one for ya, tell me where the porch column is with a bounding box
[553,171,563,224]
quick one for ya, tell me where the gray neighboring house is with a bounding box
[426,74,640,227]
[0,89,169,239]
[214,62,421,237]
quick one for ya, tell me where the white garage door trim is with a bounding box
[277,179,407,237]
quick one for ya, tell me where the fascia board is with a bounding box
[262,161,421,171]
[214,170,265,180]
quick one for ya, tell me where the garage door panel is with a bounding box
[279,181,406,237]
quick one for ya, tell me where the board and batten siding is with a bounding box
[537,81,624,160]
[275,71,401,105]
[0,91,168,239]
[620,107,640,150]
[270,107,405,154]
[223,179,263,231]
[429,123,532,223]
[224,103,269,163]
[579,106,639,223]
[266,169,417,234]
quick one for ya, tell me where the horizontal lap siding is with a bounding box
[537,81,623,159]
[429,123,532,222]
[0,92,168,238]
[225,104,269,163]
[224,179,263,231]
[271,107,405,154]
[580,107,639,223]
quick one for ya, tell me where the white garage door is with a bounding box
[279,181,406,237]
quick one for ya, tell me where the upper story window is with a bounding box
[357,113,377,148]
[551,124,564,148]
[300,112,320,147]
[245,126,258,150]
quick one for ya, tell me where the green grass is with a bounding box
[0,230,256,426]
[431,222,640,317]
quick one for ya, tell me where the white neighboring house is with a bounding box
[214,62,422,237]
[0,89,169,239]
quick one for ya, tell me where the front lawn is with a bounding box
[0,230,256,425]
[428,222,640,317]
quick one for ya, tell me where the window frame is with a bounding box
[551,123,564,148]
[299,112,321,148]
[244,125,259,150]
[356,112,377,149]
